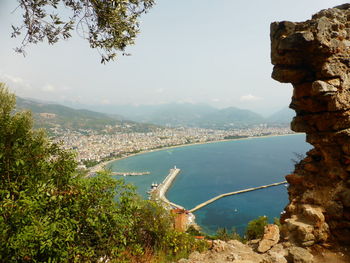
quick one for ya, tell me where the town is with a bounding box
[52,126,294,167]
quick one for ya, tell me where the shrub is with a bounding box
[245,216,268,240]
[215,227,242,242]
[186,225,204,237]
[0,85,207,262]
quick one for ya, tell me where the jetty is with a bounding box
[188,181,287,213]
[151,167,185,210]
[111,171,150,176]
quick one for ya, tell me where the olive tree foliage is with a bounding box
[0,84,140,262]
[0,84,207,262]
[12,0,155,63]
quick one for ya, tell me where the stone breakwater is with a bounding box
[189,181,287,213]
[151,168,197,230]
[156,168,185,210]
[271,4,350,246]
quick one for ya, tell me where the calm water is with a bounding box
[108,134,312,235]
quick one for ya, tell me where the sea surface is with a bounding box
[108,134,312,235]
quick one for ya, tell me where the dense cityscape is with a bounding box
[53,126,293,167]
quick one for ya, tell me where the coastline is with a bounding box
[89,132,299,173]
[88,132,305,233]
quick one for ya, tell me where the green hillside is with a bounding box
[16,97,159,134]
[107,103,266,129]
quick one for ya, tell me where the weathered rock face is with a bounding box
[271,4,350,246]
[258,224,280,253]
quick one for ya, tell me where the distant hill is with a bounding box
[201,107,265,129]
[22,98,293,131]
[61,102,294,129]
[266,107,295,125]
[83,103,266,129]
[16,97,159,134]
[128,103,218,127]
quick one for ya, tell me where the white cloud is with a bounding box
[62,86,71,91]
[239,94,263,102]
[0,72,34,98]
[42,84,56,92]
[177,98,195,104]
[101,99,111,105]
[0,72,31,89]
[154,88,164,94]
[211,98,221,102]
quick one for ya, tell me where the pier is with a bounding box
[188,181,287,213]
[152,167,185,210]
[111,171,150,176]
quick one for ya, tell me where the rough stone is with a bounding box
[340,189,350,207]
[271,4,350,247]
[257,224,280,253]
[180,239,269,263]
[188,251,201,261]
[283,216,315,246]
[301,204,325,224]
[288,247,314,263]
[311,80,338,95]
[212,240,228,252]
[268,244,288,263]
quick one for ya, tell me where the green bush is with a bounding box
[214,227,242,242]
[0,85,206,263]
[186,225,204,236]
[245,216,269,240]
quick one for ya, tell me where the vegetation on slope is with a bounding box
[89,103,293,129]
[190,216,273,243]
[0,85,207,262]
[16,96,160,134]
[107,103,265,129]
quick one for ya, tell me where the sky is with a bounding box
[0,0,347,115]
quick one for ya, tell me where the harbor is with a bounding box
[148,168,289,231]
[102,135,309,234]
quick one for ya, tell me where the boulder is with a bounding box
[287,247,314,263]
[257,224,280,253]
[268,244,288,263]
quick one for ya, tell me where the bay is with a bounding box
[108,134,312,235]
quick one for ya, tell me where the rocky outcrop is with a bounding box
[271,4,350,247]
[176,238,350,263]
[178,4,350,263]
[258,224,280,253]
[178,239,272,263]
[287,247,314,263]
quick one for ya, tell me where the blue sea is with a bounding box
[108,134,312,235]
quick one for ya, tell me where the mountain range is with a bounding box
[16,97,159,133]
[17,97,294,132]
[66,102,294,129]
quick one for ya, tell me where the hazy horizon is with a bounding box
[18,94,294,118]
[0,0,346,116]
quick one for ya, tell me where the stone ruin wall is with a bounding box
[271,4,350,247]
